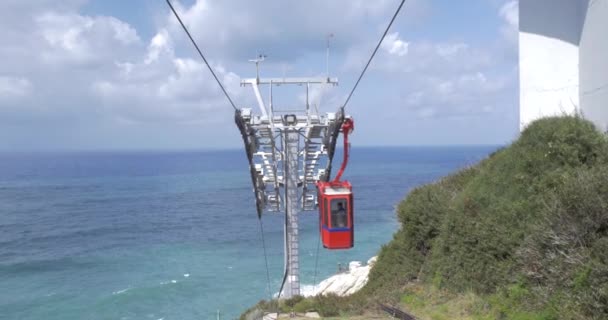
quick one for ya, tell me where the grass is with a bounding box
[398,282,559,320]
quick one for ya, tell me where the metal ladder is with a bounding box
[255,126,282,212]
[301,125,326,211]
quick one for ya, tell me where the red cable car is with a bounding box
[317,118,355,249]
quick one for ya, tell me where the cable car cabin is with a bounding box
[317,181,353,249]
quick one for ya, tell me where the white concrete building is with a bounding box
[519,0,608,131]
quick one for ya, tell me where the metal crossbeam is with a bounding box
[241,77,338,86]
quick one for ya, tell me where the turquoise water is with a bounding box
[0,146,497,319]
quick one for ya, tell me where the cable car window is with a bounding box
[323,198,329,227]
[330,199,348,228]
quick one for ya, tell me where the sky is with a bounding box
[0,0,519,151]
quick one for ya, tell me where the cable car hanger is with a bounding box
[317,117,355,249]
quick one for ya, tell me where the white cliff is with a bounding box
[304,256,377,297]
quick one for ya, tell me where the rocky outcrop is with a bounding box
[304,256,377,297]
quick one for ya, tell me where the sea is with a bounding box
[0,146,497,320]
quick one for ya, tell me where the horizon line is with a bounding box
[0,144,505,154]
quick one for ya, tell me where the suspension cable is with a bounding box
[257,219,274,302]
[165,0,238,110]
[312,230,322,294]
[341,0,407,110]
[271,213,291,319]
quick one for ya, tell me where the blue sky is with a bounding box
[0,0,519,151]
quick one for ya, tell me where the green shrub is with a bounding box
[313,294,342,317]
[292,298,316,313]
[365,116,608,317]
[361,166,480,301]
[283,295,304,308]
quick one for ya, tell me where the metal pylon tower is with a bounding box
[166,0,405,300]
[235,59,347,298]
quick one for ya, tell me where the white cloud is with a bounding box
[0,0,518,149]
[437,81,454,95]
[342,1,518,127]
[36,12,140,66]
[398,69,514,120]
[0,0,409,128]
[0,76,32,98]
[417,107,437,119]
[164,0,401,60]
[500,1,519,28]
[0,1,248,127]
[296,81,344,112]
[89,28,245,124]
[436,43,469,58]
[499,0,519,44]
[346,39,492,76]
[145,29,172,64]
[381,32,409,56]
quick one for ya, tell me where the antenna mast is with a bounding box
[326,33,334,79]
[249,54,266,84]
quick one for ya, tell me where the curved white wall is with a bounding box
[518,0,588,130]
[519,32,579,130]
[580,0,608,132]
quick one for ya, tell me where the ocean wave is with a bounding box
[110,273,190,299]
[112,287,131,295]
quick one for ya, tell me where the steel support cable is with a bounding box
[341,0,407,110]
[312,230,322,294]
[166,0,238,110]
[259,217,283,318]
[258,219,274,302]
[272,212,290,319]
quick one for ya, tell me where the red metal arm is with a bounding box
[333,118,354,183]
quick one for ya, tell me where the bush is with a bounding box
[364,116,608,317]
[313,294,342,317]
[292,298,316,313]
[361,166,480,300]
[283,295,304,308]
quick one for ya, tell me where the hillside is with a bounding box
[242,116,608,319]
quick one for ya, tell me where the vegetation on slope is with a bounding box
[243,116,608,319]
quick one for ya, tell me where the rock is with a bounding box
[304,311,320,318]
[305,256,377,297]
[367,256,377,267]
[349,261,362,269]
